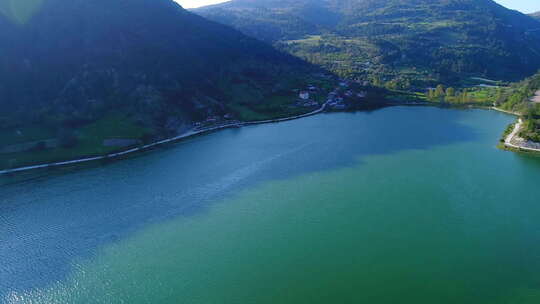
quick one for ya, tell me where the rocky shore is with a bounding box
[504,119,540,152]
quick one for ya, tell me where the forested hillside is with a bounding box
[197,0,540,85]
[498,72,540,142]
[0,0,317,169]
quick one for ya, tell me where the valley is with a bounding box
[196,0,540,84]
[3,1,540,303]
[196,0,540,156]
[2,0,540,173]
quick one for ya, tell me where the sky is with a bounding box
[175,0,229,9]
[495,0,539,13]
[175,0,539,13]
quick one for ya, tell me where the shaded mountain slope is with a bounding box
[0,0,311,134]
[0,0,322,169]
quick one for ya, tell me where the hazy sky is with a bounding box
[496,0,539,13]
[175,0,539,13]
[175,0,228,8]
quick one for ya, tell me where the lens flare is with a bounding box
[0,0,43,25]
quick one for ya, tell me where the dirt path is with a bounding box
[504,118,540,152]
[505,119,523,145]
[531,90,540,103]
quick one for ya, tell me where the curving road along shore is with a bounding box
[531,90,540,103]
[0,102,330,175]
[490,107,520,116]
[3,102,537,175]
[504,118,540,153]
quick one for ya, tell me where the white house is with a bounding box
[357,91,367,98]
[299,91,310,100]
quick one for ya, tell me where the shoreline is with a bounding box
[490,107,520,116]
[0,102,329,175]
[488,106,540,153]
[503,118,540,153]
[1,102,536,176]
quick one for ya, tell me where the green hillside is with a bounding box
[498,72,540,142]
[196,0,540,85]
[0,0,321,169]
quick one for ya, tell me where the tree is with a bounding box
[444,87,456,102]
[494,88,505,106]
[372,76,383,87]
[434,84,445,99]
[459,90,469,103]
[427,89,435,100]
[385,80,398,90]
[399,78,411,90]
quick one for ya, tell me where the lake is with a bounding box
[2,106,540,304]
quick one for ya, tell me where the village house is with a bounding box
[328,97,346,110]
[357,91,367,98]
[303,101,318,107]
[299,91,310,100]
[339,81,348,87]
[206,116,220,123]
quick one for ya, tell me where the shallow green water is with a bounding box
[2,107,540,304]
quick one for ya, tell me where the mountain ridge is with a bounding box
[196,0,540,83]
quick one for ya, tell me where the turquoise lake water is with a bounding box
[2,107,540,304]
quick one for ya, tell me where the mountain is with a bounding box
[196,0,540,84]
[0,0,315,130]
[531,12,540,20]
[0,0,320,169]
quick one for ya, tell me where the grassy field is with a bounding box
[0,113,150,170]
[229,94,317,121]
[226,74,335,121]
[385,90,427,103]
[0,126,56,146]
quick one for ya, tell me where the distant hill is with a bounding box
[196,0,540,84]
[0,0,312,135]
[531,12,540,20]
